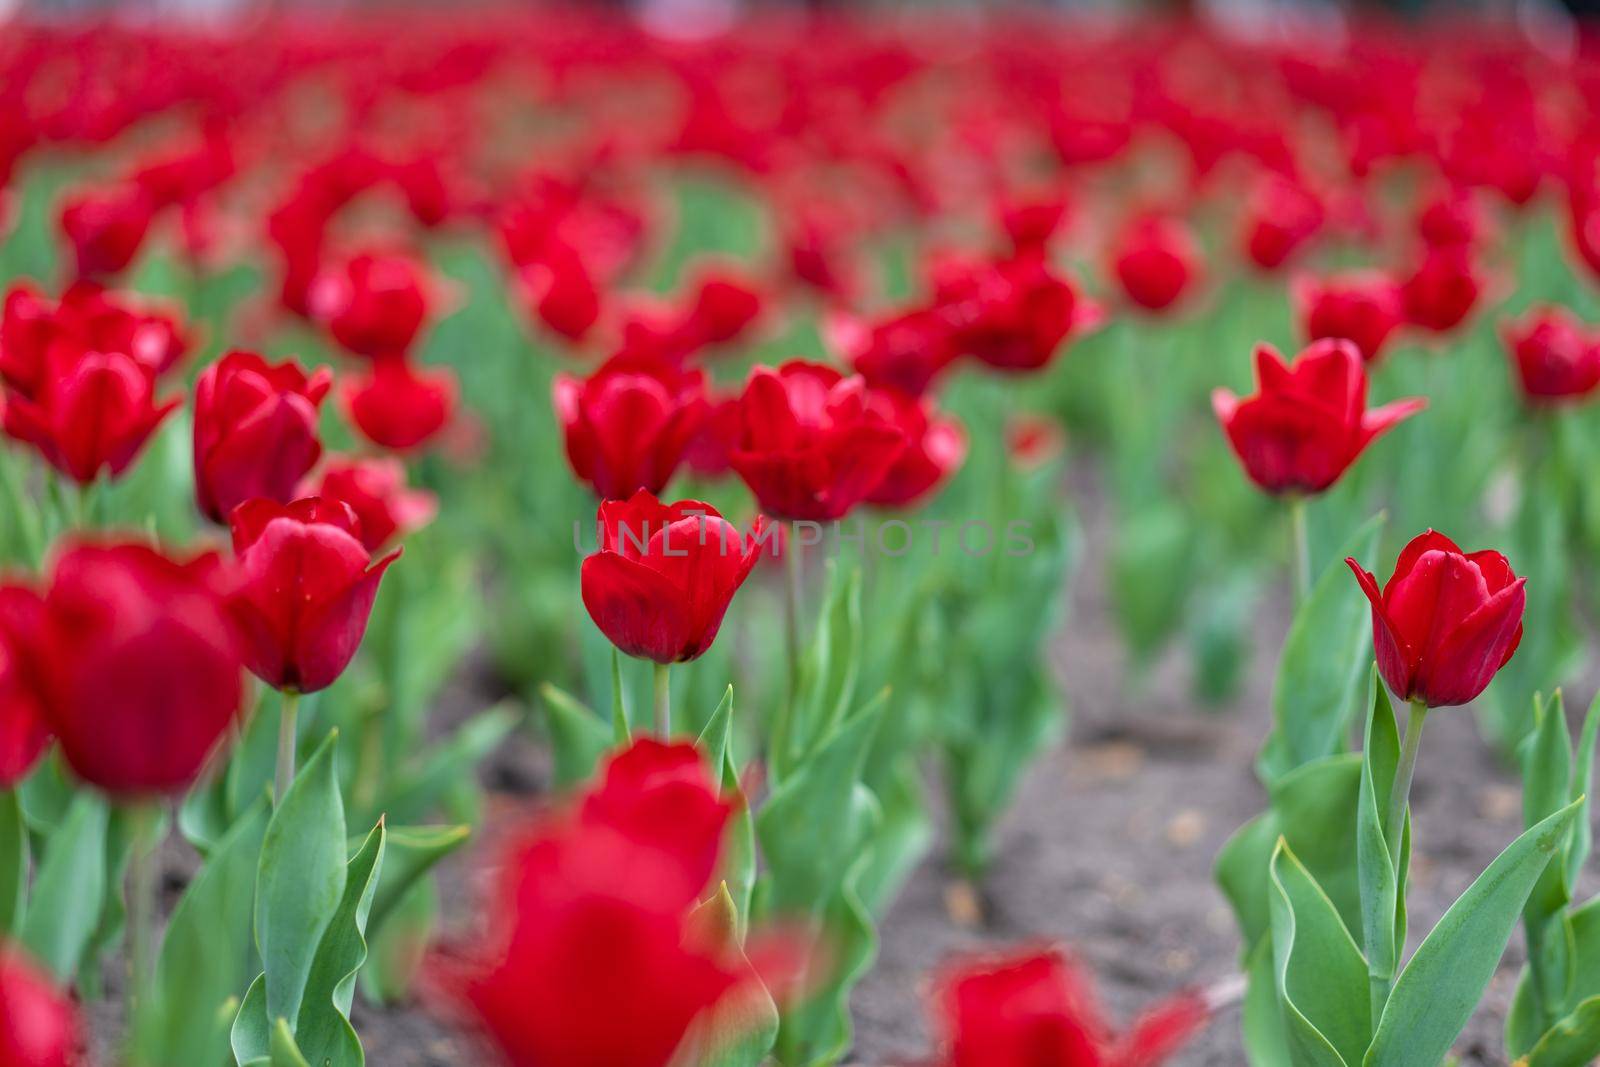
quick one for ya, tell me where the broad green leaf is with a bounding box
[1565,696,1600,895]
[0,788,26,936]
[1521,693,1579,1030]
[1368,798,1584,1067]
[293,823,385,1067]
[1241,937,1293,1066]
[361,876,437,1006]
[540,683,613,788]
[1268,840,1372,1067]
[697,687,735,777]
[772,851,879,1067]
[270,1019,311,1067]
[20,790,108,981]
[1520,997,1600,1066]
[675,885,780,1067]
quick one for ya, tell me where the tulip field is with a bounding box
[10,4,1600,1066]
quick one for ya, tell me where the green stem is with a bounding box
[126,801,163,1015]
[769,541,804,780]
[0,445,43,568]
[1288,496,1311,605]
[652,662,671,737]
[1387,700,1428,866]
[275,692,301,805]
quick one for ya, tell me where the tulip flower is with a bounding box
[1400,245,1482,333]
[341,358,456,452]
[553,355,707,499]
[933,947,1207,1067]
[1415,185,1480,249]
[865,390,967,509]
[934,255,1099,373]
[1,281,188,398]
[309,250,433,359]
[1242,173,1324,270]
[517,244,601,342]
[0,586,48,789]
[302,456,437,551]
[1212,340,1425,497]
[0,944,81,1067]
[193,351,333,523]
[728,361,907,521]
[34,541,243,797]
[1294,272,1405,365]
[682,268,764,349]
[2,348,179,485]
[1111,215,1199,312]
[58,183,153,279]
[829,306,962,396]
[1501,307,1600,404]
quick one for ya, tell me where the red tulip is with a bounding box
[309,251,432,359]
[553,355,707,500]
[518,244,601,343]
[1294,272,1405,365]
[865,390,967,509]
[0,944,81,1067]
[1212,340,1424,496]
[1400,246,1481,334]
[1112,216,1199,312]
[1415,186,1480,249]
[225,498,400,694]
[683,393,741,478]
[934,948,1206,1067]
[682,269,763,348]
[35,542,242,798]
[1501,307,1600,404]
[1242,174,1324,271]
[58,184,152,279]
[2,348,178,485]
[996,192,1070,256]
[302,456,437,552]
[829,306,961,396]
[1,282,188,398]
[933,254,1100,373]
[341,358,456,451]
[193,351,333,523]
[1347,530,1526,708]
[728,361,906,521]
[580,491,762,664]
[0,586,49,789]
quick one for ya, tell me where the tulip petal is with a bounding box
[292,547,401,693]
[1358,397,1427,447]
[1348,558,1415,700]
[580,553,692,663]
[1413,577,1527,707]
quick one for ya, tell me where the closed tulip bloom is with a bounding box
[1242,174,1324,270]
[1347,531,1526,708]
[1400,246,1481,333]
[0,586,49,789]
[729,361,906,520]
[0,945,81,1067]
[193,351,332,523]
[935,255,1098,373]
[302,456,437,551]
[342,358,456,451]
[1502,307,1600,404]
[553,355,707,499]
[1,282,187,398]
[581,492,762,664]
[2,348,179,484]
[683,269,763,348]
[58,184,153,279]
[225,498,400,694]
[1295,272,1405,364]
[865,390,967,508]
[935,948,1206,1067]
[310,251,432,359]
[831,306,961,396]
[36,542,243,797]
[1112,216,1199,312]
[518,246,601,343]
[1212,340,1425,496]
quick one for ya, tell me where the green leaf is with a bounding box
[1520,997,1600,1066]
[293,823,385,1067]
[364,824,468,937]
[789,564,863,769]
[1368,798,1584,1067]
[269,1018,311,1067]
[676,885,780,1067]
[255,732,347,1030]
[361,876,437,1006]
[697,687,735,779]
[19,790,108,982]
[0,788,26,936]
[1262,514,1384,781]
[381,704,517,824]
[1565,695,1600,896]
[1356,669,1409,1021]
[540,683,614,789]
[132,795,270,1067]
[1268,840,1372,1066]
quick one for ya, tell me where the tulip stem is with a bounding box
[1387,699,1428,864]
[275,692,300,805]
[653,662,671,737]
[1288,496,1311,604]
[769,540,804,779]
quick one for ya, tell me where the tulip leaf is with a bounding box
[1356,669,1409,1021]
[361,875,437,1006]
[363,824,468,938]
[132,794,270,1067]
[612,646,631,744]
[1260,514,1384,783]
[540,682,614,789]
[697,686,735,777]
[270,1018,311,1067]
[1519,693,1581,1037]
[0,788,26,937]
[78,806,140,998]
[788,563,862,771]
[1367,798,1583,1067]
[381,703,517,824]
[1268,840,1371,1067]
[1519,997,1600,1067]
[292,823,385,1067]
[19,790,108,982]
[677,885,781,1067]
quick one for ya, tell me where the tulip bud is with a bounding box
[302,455,437,552]
[933,254,1098,373]
[1112,215,1200,312]
[1242,174,1324,271]
[1294,272,1405,365]
[58,184,153,279]
[1348,530,1526,709]
[830,306,960,397]
[0,944,81,1067]
[1212,340,1425,496]
[1400,245,1482,333]
[1501,306,1600,404]
[36,542,243,798]
[553,355,707,500]
[309,250,432,359]
[341,357,456,452]
[225,497,400,694]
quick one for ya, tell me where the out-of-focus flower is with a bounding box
[35,542,242,798]
[682,268,764,349]
[996,191,1070,256]
[934,255,1100,373]
[865,389,967,508]
[1294,272,1405,365]
[1212,340,1424,495]
[933,947,1207,1067]
[729,361,906,520]
[517,244,601,343]
[1499,306,1600,405]
[1348,530,1525,708]
[58,184,153,279]
[1415,185,1480,249]
[828,306,960,396]
[0,944,81,1067]
[309,251,433,359]
[1112,215,1199,312]
[581,491,762,665]
[580,740,734,893]
[0,282,188,397]
[553,355,707,499]
[303,456,437,552]
[193,351,333,523]
[1242,174,1324,271]
[342,358,457,451]
[0,586,48,789]
[1400,245,1482,334]
[225,497,400,694]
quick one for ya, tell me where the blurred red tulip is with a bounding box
[1212,340,1424,496]
[1348,530,1526,708]
[342,358,457,451]
[553,355,707,499]
[193,351,333,523]
[518,245,601,343]
[1400,246,1482,334]
[729,361,906,521]
[1502,307,1600,405]
[1294,272,1405,365]
[1415,186,1480,249]
[0,944,81,1067]
[0,586,49,789]
[0,282,187,398]
[1242,174,1324,271]
[303,456,437,552]
[1112,216,1199,312]
[829,306,960,396]
[682,268,764,349]
[310,251,433,360]
[934,255,1099,373]
[581,491,762,664]
[865,390,967,509]
[226,497,400,694]
[58,184,152,279]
